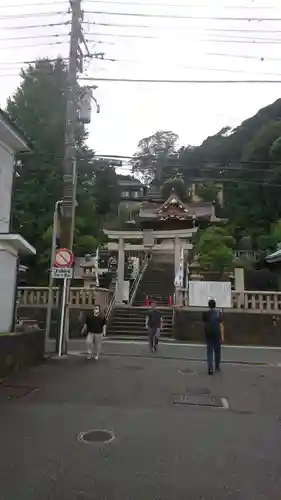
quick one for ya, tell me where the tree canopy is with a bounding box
[7,58,119,282]
[161,176,187,200]
[131,130,179,184]
[196,226,235,274]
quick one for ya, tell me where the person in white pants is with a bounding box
[82,305,106,360]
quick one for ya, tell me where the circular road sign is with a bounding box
[54,248,74,268]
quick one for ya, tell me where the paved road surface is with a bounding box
[1,342,281,499]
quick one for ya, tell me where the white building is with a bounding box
[0,109,35,332]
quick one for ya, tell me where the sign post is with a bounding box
[53,248,74,357]
[58,278,68,357]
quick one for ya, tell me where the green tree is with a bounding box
[161,176,187,200]
[257,219,281,252]
[7,58,118,282]
[131,130,179,184]
[197,226,235,274]
[197,184,220,203]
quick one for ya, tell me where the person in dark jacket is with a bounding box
[202,299,224,375]
[145,301,163,352]
[82,305,106,360]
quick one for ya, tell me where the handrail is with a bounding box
[105,291,115,321]
[129,254,149,305]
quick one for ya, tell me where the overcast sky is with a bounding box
[1,0,281,174]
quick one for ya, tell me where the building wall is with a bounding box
[0,142,14,233]
[0,249,17,332]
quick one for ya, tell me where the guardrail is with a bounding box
[18,286,111,311]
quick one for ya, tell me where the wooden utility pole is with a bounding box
[60,0,82,249]
[57,0,82,354]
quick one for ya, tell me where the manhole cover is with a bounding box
[174,394,225,408]
[78,430,115,444]
[178,368,196,375]
[0,385,38,399]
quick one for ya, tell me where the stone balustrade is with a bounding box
[17,286,281,313]
[178,289,281,313]
[18,287,111,312]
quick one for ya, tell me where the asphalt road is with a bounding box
[1,343,281,500]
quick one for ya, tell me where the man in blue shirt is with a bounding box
[202,299,224,375]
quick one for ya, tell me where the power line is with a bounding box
[108,59,281,77]
[86,31,281,44]
[206,52,281,62]
[80,76,281,83]
[0,10,66,19]
[89,21,281,36]
[0,33,70,42]
[0,57,69,66]
[0,40,69,50]
[0,1,68,7]
[0,21,70,31]
[87,31,155,38]
[85,10,281,21]
[84,0,280,9]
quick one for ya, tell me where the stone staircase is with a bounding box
[107,258,175,337]
[133,261,175,307]
[107,307,173,337]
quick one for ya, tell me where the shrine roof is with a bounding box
[139,191,215,220]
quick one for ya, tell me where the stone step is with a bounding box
[112,314,173,320]
[108,330,172,336]
[108,319,172,325]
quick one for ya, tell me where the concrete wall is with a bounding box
[173,309,281,346]
[18,307,86,339]
[0,330,44,378]
[0,249,17,332]
[0,143,14,233]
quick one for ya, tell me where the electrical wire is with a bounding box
[0,40,69,50]
[15,151,281,167]
[0,33,70,42]
[80,76,281,83]
[0,11,66,20]
[0,57,69,66]
[89,21,281,36]
[0,21,70,31]
[84,0,280,9]
[85,10,281,21]
[106,58,281,77]
[86,32,281,45]
[206,52,281,62]
[0,1,68,7]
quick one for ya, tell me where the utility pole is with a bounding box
[51,0,101,355]
[57,0,82,355]
[60,0,82,250]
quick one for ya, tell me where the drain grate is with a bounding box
[0,385,38,399]
[174,394,225,408]
[78,430,115,444]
